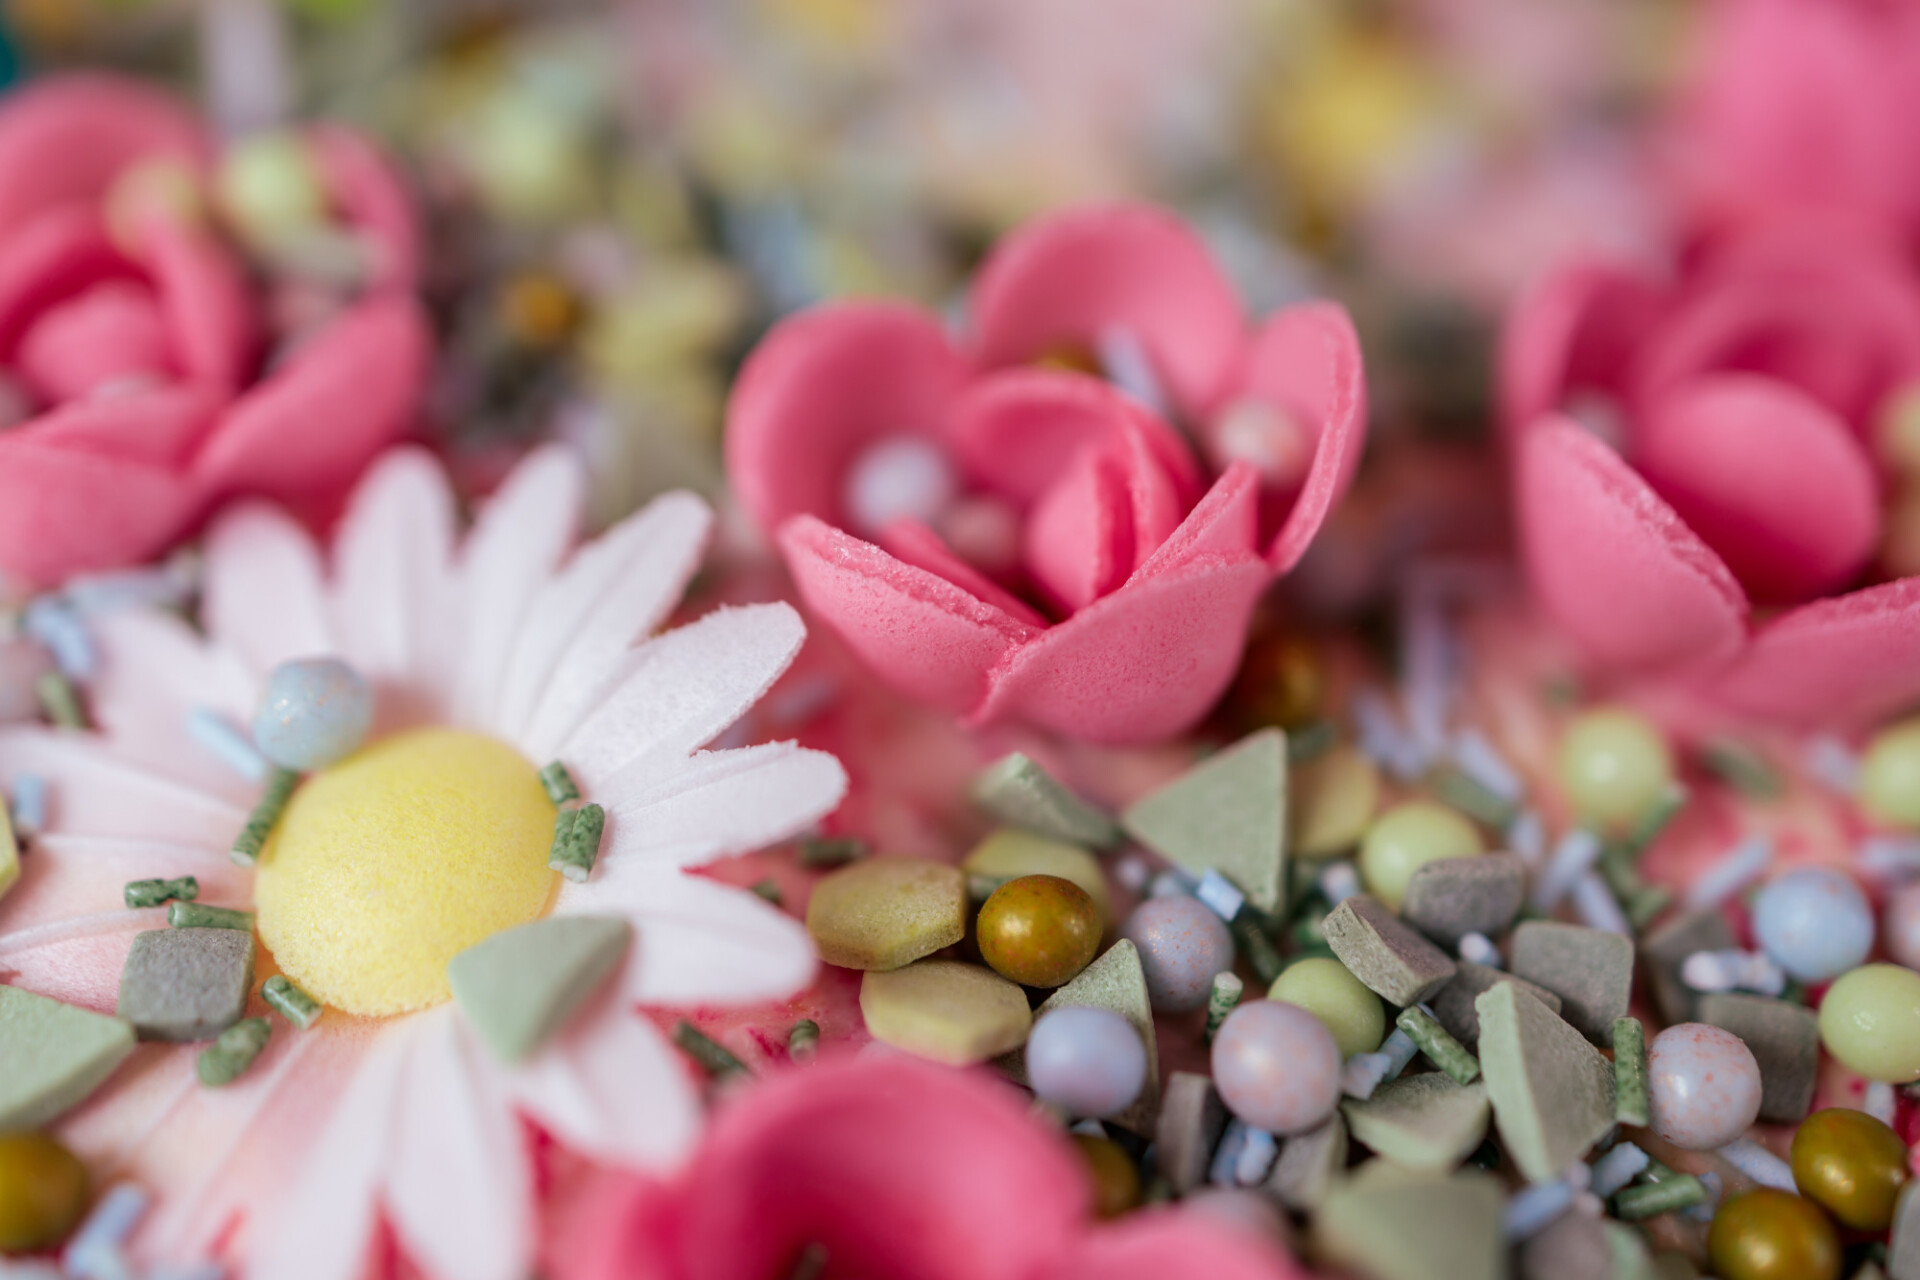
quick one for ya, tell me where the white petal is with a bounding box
[502,491,712,745]
[0,729,244,846]
[505,995,701,1170]
[566,869,817,1007]
[328,448,461,732]
[201,500,332,677]
[543,604,806,780]
[247,1023,412,1280]
[386,1010,534,1280]
[452,445,582,731]
[86,611,258,805]
[594,741,847,871]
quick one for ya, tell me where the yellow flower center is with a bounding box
[253,729,557,1017]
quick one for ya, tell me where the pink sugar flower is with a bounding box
[0,74,429,587]
[554,1054,1306,1280]
[726,203,1366,745]
[1502,216,1920,726]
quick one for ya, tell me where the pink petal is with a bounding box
[0,207,138,360]
[0,74,207,243]
[14,280,171,403]
[671,1056,1087,1280]
[778,515,1040,715]
[971,555,1270,745]
[140,213,256,392]
[1,833,246,944]
[1516,417,1749,670]
[1636,375,1879,603]
[724,302,968,535]
[1498,260,1667,433]
[1023,446,1132,615]
[1712,575,1920,728]
[190,292,430,501]
[307,124,420,293]
[0,911,149,1011]
[1133,461,1262,576]
[508,1000,701,1170]
[0,727,245,846]
[878,518,1047,628]
[201,499,333,677]
[1031,1210,1307,1280]
[1216,302,1368,570]
[27,382,221,466]
[0,423,203,586]
[968,202,1243,416]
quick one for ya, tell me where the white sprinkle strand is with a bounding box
[1112,854,1152,894]
[10,773,46,837]
[1398,596,1456,759]
[1682,1171,1723,1224]
[1684,834,1774,911]
[1317,861,1361,906]
[1148,870,1195,899]
[1235,1128,1279,1186]
[1803,735,1861,796]
[185,708,270,783]
[1352,687,1430,782]
[64,566,192,617]
[1452,729,1525,803]
[1341,1052,1391,1101]
[1859,835,1920,885]
[1458,932,1501,968]
[1681,949,1786,997]
[1379,1028,1419,1081]
[1531,828,1604,911]
[1504,1179,1574,1240]
[1097,326,1169,420]
[1570,871,1631,937]
[62,1183,148,1280]
[1196,869,1246,923]
[23,598,96,680]
[1210,1119,1252,1187]
[1868,1080,1898,1127]
[1718,1138,1796,1191]
[1589,1142,1650,1198]
[1509,809,1546,867]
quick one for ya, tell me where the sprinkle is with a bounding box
[1504,1178,1574,1240]
[230,767,299,867]
[798,835,867,868]
[63,565,192,617]
[1458,932,1501,967]
[1452,729,1525,803]
[11,773,46,837]
[1531,828,1603,911]
[261,974,322,1030]
[1590,1142,1650,1198]
[1697,739,1781,798]
[1317,861,1361,905]
[1430,763,1519,832]
[1209,1118,1252,1187]
[539,761,580,806]
[1717,1137,1794,1191]
[1612,1017,1649,1127]
[1096,325,1169,420]
[1681,949,1786,997]
[1195,869,1246,922]
[24,598,96,679]
[1803,735,1860,795]
[1395,1004,1480,1085]
[1858,835,1920,883]
[1149,868,1198,898]
[1341,1052,1392,1101]
[1611,1174,1706,1221]
[1112,854,1152,893]
[1867,1079,1897,1127]
[1570,872,1631,937]
[169,901,254,932]
[788,1019,819,1062]
[197,1017,271,1086]
[750,877,783,906]
[1623,885,1672,931]
[1398,594,1456,757]
[1509,809,1546,866]
[61,1182,148,1280]
[125,877,198,910]
[673,1020,749,1080]
[548,802,605,883]
[1684,833,1773,910]
[37,671,88,729]
[1235,1127,1279,1186]
[1353,687,1429,782]
[1204,972,1243,1045]
[1682,1171,1723,1224]
[1287,719,1337,764]
[185,708,269,783]
[1621,785,1688,856]
[1230,914,1284,985]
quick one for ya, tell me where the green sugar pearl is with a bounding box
[1861,717,1920,830]
[168,901,254,931]
[1269,956,1385,1059]
[197,1017,271,1086]
[262,975,323,1030]
[1557,708,1675,833]
[1819,963,1920,1083]
[1359,801,1485,911]
[125,876,199,909]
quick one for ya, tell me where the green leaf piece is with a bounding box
[1475,980,1616,1183]
[0,985,136,1131]
[448,915,633,1063]
[1317,1161,1506,1280]
[1341,1072,1490,1171]
[1120,729,1288,911]
[971,754,1120,849]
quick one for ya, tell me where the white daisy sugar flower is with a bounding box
[0,445,846,1280]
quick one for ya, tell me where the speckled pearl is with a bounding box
[1884,883,1920,970]
[1026,1006,1147,1119]
[252,657,375,771]
[1211,1000,1343,1135]
[1751,867,1875,983]
[1121,895,1236,1014]
[842,436,956,540]
[1646,1022,1763,1150]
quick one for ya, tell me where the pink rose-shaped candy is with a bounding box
[0,75,429,586]
[727,203,1366,744]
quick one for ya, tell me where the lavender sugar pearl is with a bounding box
[252,658,374,771]
[1752,867,1874,983]
[1026,1006,1148,1119]
[1211,1000,1342,1135]
[1646,1022,1763,1150]
[1121,895,1235,1014]
[1886,883,1920,971]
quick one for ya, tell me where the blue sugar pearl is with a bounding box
[1026,1006,1147,1119]
[252,658,374,771]
[1751,866,1874,983]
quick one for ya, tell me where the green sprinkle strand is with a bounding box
[539,761,580,806]
[37,672,87,730]
[1638,1157,1680,1184]
[197,1017,271,1086]
[750,877,783,907]
[788,1019,819,1062]
[230,767,299,867]
[1286,720,1337,764]
[674,1020,749,1080]
[798,835,867,868]
[1620,786,1688,857]
[262,975,323,1030]
[1611,1174,1706,1221]
[1204,972,1244,1045]
[548,803,605,883]
[1428,764,1519,831]
[1396,1004,1481,1085]
[1613,1016,1650,1127]
[169,901,254,931]
[1697,739,1781,798]
[1624,884,1671,931]
[125,876,199,909]
[1231,915,1285,985]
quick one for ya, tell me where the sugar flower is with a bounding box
[727,202,1366,745]
[0,446,846,1279]
[554,1054,1306,1280]
[1502,217,1920,726]
[0,74,429,587]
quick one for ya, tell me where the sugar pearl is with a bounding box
[1358,800,1483,910]
[1862,717,1920,829]
[1885,883,1920,970]
[1211,1000,1342,1135]
[252,657,374,771]
[1646,1023,1763,1150]
[1267,956,1385,1059]
[1121,895,1235,1014]
[1557,707,1674,831]
[1025,1006,1147,1119]
[1751,867,1874,983]
[842,436,956,539]
[1818,963,1920,1083]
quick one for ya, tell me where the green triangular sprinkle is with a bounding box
[1120,729,1287,911]
[998,939,1160,1133]
[448,915,632,1063]
[0,985,136,1131]
[1341,1071,1490,1171]
[1317,1162,1506,1280]
[971,754,1120,849]
[1475,980,1616,1183]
